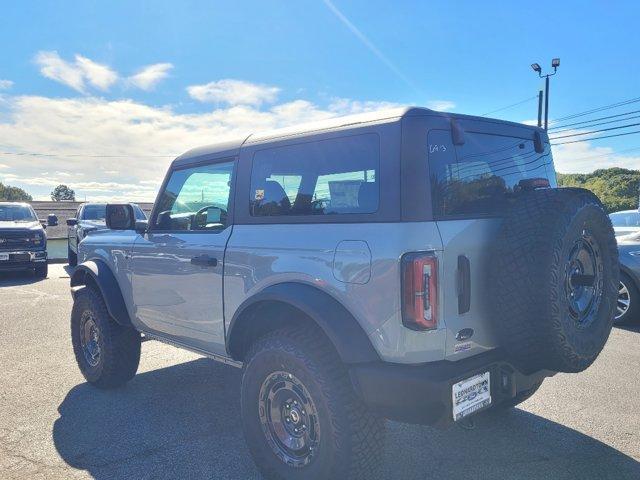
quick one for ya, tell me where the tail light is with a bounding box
[401,253,438,330]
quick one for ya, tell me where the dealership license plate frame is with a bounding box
[452,371,491,421]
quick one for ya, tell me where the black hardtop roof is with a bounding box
[172,106,543,168]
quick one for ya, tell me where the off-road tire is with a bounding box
[615,272,640,325]
[241,326,384,480]
[491,188,619,373]
[71,286,141,389]
[35,263,48,279]
[68,245,78,267]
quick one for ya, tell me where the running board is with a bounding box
[140,332,243,369]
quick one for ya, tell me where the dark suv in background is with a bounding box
[0,202,48,278]
[66,202,147,266]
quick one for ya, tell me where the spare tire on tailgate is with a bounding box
[491,188,618,373]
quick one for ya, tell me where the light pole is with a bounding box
[531,58,560,130]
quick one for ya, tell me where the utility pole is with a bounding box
[531,58,560,130]
[537,90,543,128]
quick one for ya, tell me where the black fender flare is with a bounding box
[70,260,133,327]
[226,282,380,364]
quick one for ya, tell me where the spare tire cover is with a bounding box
[491,188,618,373]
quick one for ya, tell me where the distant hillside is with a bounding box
[557,168,640,213]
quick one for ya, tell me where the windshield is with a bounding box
[82,205,106,221]
[133,205,147,220]
[610,210,640,227]
[0,205,37,222]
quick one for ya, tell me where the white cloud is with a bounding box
[426,100,456,111]
[74,55,118,91]
[35,51,86,92]
[128,63,173,91]
[0,80,13,90]
[0,91,394,201]
[187,79,280,106]
[553,140,640,173]
[34,51,117,93]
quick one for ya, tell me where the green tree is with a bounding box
[51,184,76,202]
[0,182,33,201]
[557,168,640,213]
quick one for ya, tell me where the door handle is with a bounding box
[190,254,218,267]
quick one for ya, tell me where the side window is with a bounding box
[153,160,234,232]
[250,134,379,216]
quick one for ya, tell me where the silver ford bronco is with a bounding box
[69,107,619,480]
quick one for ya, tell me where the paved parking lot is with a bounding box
[1,264,639,479]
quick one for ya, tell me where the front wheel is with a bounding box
[241,326,383,480]
[71,287,141,389]
[615,273,639,325]
[35,263,48,279]
[68,244,78,267]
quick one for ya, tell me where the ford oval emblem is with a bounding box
[456,328,474,341]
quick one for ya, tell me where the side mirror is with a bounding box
[47,214,59,226]
[105,204,135,230]
[66,218,78,226]
[39,220,47,229]
[135,220,148,234]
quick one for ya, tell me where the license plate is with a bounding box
[0,253,8,261]
[452,371,491,421]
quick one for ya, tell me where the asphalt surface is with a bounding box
[1,264,639,479]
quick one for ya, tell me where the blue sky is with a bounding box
[1,0,639,201]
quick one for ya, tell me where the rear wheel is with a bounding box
[615,273,639,325]
[241,326,383,480]
[35,263,48,279]
[68,244,78,267]
[71,287,141,388]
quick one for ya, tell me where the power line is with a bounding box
[551,96,640,123]
[550,113,640,134]
[0,151,175,158]
[480,95,538,117]
[549,109,640,130]
[552,129,640,145]
[549,122,640,140]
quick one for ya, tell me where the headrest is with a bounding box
[254,180,291,215]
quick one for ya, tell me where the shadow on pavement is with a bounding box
[0,269,42,287]
[53,358,640,480]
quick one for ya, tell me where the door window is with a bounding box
[249,134,379,216]
[153,160,234,231]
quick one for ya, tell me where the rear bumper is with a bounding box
[0,249,47,271]
[349,349,553,427]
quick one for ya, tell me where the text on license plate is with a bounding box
[452,371,491,421]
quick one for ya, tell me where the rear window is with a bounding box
[250,134,379,216]
[429,130,555,218]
